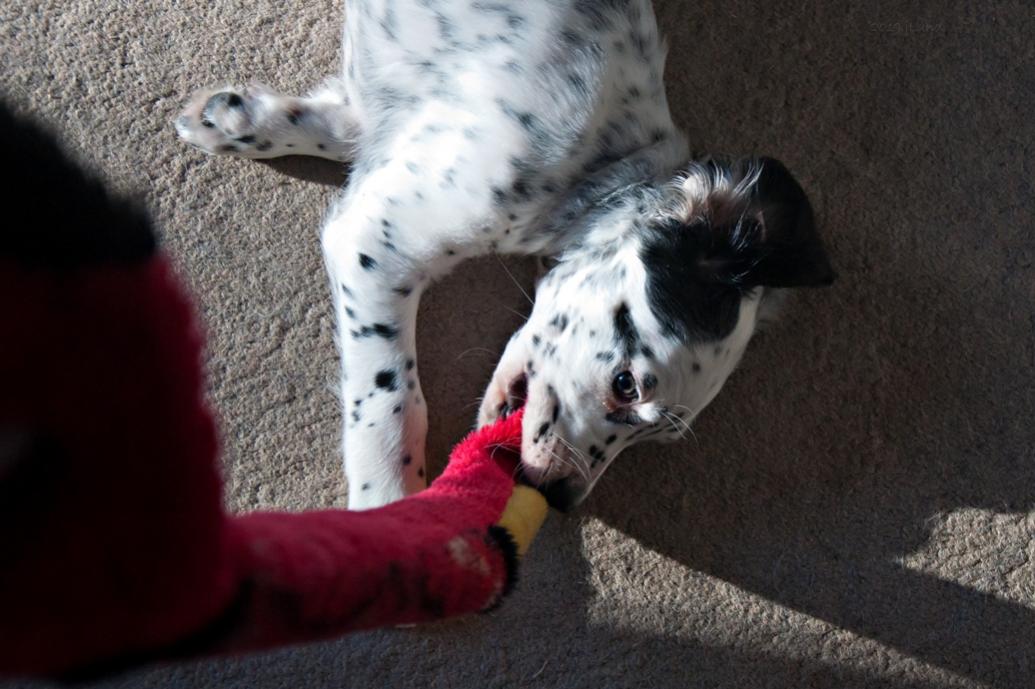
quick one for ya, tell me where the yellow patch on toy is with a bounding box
[496,485,549,557]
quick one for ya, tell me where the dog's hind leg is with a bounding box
[175,77,358,161]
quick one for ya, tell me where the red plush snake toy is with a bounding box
[0,103,547,679]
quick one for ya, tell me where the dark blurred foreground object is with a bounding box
[0,101,547,680]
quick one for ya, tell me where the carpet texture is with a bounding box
[3,1,1034,687]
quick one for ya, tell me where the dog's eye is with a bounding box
[612,371,638,403]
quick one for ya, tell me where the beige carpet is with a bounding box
[4,1,1034,687]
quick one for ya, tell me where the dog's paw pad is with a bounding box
[174,86,271,156]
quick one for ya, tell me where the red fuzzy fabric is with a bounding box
[0,251,524,679]
[217,414,523,655]
[0,256,235,677]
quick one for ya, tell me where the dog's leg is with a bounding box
[321,122,507,508]
[175,77,357,160]
[323,204,436,509]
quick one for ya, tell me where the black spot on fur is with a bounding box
[359,253,377,270]
[512,179,532,199]
[235,135,256,144]
[605,434,617,445]
[534,422,551,442]
[613,302,640,358]
[355,323,399,339]
[375,323,399,338]
[375,369,398,391]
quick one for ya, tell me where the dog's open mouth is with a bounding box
[496,373,577,512]
[497,373,527,420]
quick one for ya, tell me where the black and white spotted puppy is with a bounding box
[176,0,835,510]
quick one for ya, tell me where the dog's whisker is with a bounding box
[668,404,701,447]
[492,299,530,323]
[554,434,591,483]
[546,447,587,485]
[493,253,534,306]
[659,409,689,440]
[660,408,691,433]
[455,347,498,362]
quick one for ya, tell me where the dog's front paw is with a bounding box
[174,85,274,157]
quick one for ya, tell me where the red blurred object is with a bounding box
[0,100,528,680]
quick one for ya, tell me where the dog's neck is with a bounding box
[534,132,690,259]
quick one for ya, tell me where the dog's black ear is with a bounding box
[704,157,836,289]
[640,158,835,341]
